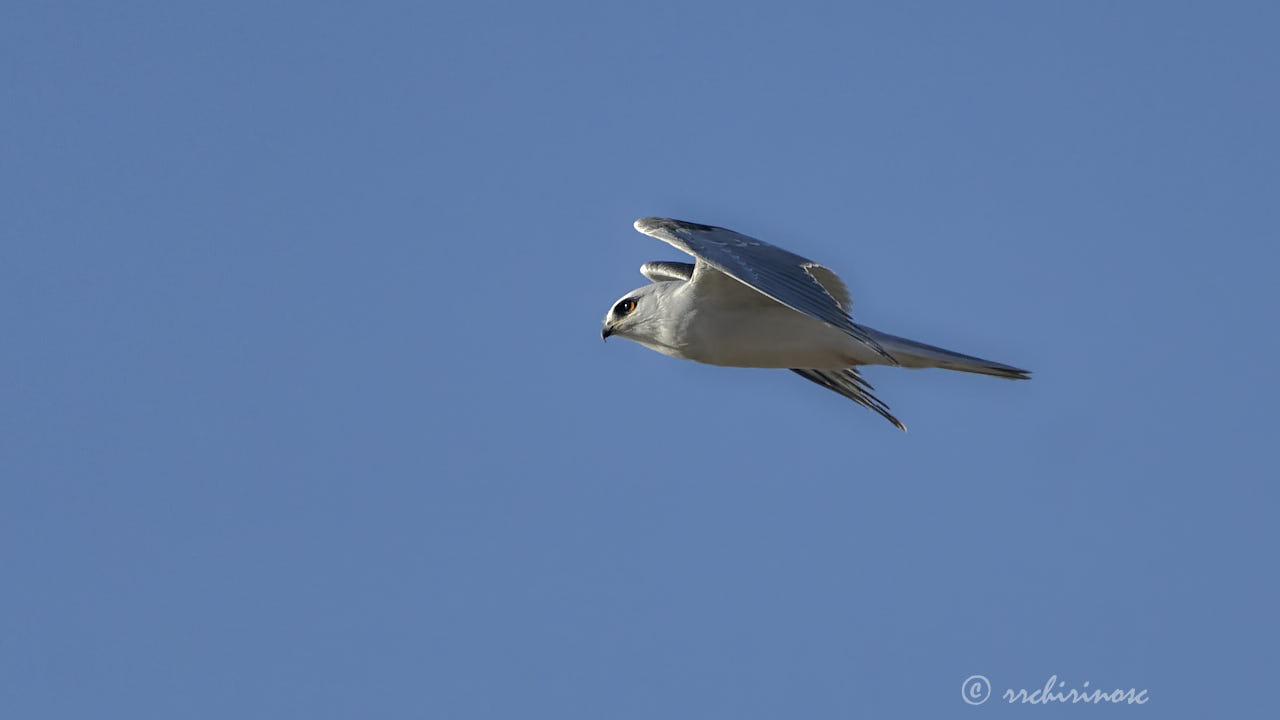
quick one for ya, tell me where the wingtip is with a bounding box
[634,217,664,233]
[635,217,723,235]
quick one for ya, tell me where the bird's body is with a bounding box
[633,276,873,369]
[602,217,1029,430]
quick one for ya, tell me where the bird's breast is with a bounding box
[681,305,856,369]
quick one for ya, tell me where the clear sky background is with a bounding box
[3,2,1276,717]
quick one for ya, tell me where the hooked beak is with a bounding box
[601,324,613,341]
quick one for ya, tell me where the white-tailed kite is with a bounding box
[601,217,1030,430]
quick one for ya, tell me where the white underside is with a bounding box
[669,303,883,369]
[630,273,889,370]
[612,263,1025,378]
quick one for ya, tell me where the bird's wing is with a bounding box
[802,265,852,313]
[633,217,890,361]
[640,261,695,283]
[791,368,906,431]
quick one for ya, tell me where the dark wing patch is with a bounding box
[791,368,906,431]
[634,217,892,362]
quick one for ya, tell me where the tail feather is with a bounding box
[872,331,1030,380]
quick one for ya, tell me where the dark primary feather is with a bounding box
[791,368,907,431]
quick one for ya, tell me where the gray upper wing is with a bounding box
[640,261,695,283]
[633,217,891,361]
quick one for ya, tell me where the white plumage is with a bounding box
[601,217,1029,430]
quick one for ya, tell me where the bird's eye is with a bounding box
[615,298,637,316]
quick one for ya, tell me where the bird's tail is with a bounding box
[871,331,1030,380]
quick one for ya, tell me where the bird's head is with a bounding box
[600,283,668,344]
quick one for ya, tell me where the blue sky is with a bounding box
[3,2,1276,717]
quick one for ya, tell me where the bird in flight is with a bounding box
[601,217,1030,430]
